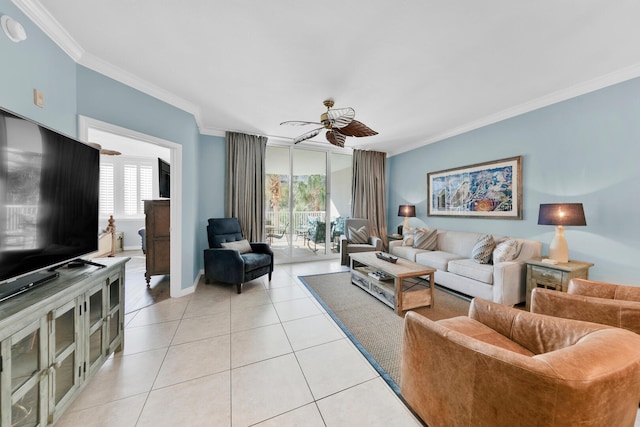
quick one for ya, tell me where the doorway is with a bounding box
[78,116,183,298]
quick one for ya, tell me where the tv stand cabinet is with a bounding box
[0,257,128,427]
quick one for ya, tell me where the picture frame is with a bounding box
[427,155,522,219]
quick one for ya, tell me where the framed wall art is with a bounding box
[427,156,522,219]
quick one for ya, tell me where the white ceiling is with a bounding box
[15,0,640,156]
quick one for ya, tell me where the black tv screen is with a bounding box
[0,107,99,286]
[158,158,170,198]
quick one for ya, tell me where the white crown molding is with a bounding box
[13,0,206,132]
[78,52,203,127]
[12,0,83,60]
[388,62,640,157]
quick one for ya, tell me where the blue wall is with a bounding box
[0,0,226,290]
[198,134,226,260]
[0,0,76,135]
[388,77,640,285]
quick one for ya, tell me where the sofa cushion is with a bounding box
[413,228,438,250]
[448,259,494,284]
[348,226,368,244]
[241,252,271,272]
[493,238,521,263]
[402,226,414,246]
[391,245,426,262]
[221,239,252,254]
[415,251,465,272]
[472,234,495,264]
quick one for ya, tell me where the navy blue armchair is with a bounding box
[203,218,273,293]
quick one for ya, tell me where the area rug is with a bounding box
[299,271,470,394]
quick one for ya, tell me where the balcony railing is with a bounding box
[265,210,326,233]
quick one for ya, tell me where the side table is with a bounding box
[525,259,594,310]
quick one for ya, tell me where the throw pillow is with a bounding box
[402,226,414,246]
[221,239,253,254]
[348,226,368,244]
[413,228,438,250]
[492,239,521,263]
[472,234,496,264]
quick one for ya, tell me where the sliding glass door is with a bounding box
[265,145,351,263]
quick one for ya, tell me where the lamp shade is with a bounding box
[538,203,586,226]
[398,205,416,217]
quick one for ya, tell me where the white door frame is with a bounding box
[78,115,183,298]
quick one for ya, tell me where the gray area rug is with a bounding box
[299,271,470,393]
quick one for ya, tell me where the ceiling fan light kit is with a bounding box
[281,99,377,147]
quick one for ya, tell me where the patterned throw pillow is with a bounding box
[348,226,368,244]
[472,234,496,264]
[402,226,414,246]
[221,239,253,254]
[413,228,438,250]
[492,239,521,263]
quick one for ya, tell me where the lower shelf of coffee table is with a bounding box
[351,265,433,313]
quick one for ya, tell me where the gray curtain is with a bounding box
[351,149,388,248]
[225,132,267,242]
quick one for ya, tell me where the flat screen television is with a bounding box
[158,158,170,198]
[0,106,100,301]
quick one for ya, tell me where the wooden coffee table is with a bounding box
[349,252,435,315]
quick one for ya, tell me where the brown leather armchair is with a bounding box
[401,298,640,427]
[530,278,640,335]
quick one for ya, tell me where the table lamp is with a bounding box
[397,205,416,234]
[537,203,586,264]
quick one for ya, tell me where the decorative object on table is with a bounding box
[537,203,586,264]
[427,156,522,219]
[280,99,377,147]
[375,252,398,263]
[397,204,415,234]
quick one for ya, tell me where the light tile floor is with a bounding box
[55,260,423,427]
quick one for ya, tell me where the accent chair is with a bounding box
[340,218,383,265]
[401,297,640,427]
[530,278,640,335]
[203,218,273,294]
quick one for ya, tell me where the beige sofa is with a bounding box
[389,229,541,306]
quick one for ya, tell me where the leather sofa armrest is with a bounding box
[531,287,640,334]
[569,278,640,301]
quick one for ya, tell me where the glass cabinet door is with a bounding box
[86,285,105,375]
[49,299,81,414]
[6,319,48,427]
[107,275,123,353]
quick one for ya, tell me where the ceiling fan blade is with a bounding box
[293,128,322,144]
[326,107,355,129]
[326,130,346,148]
[336,119,377,137]
[87,142,121,155]
[280,120,323,126]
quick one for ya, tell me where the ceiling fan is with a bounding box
[280,99,377,147]
[87,142,121,156]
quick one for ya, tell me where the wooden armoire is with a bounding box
[144,199,170,286]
